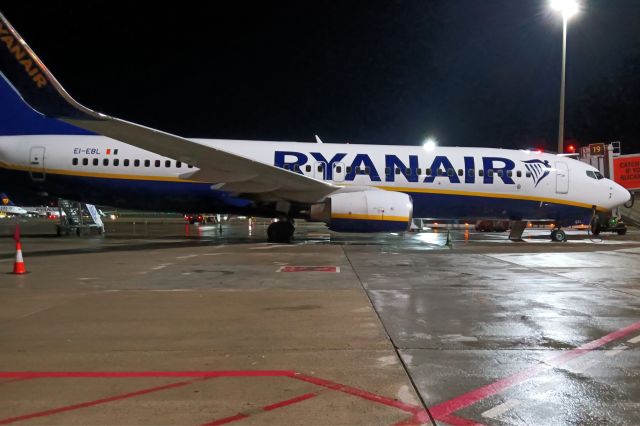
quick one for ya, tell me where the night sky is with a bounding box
[2,1,640,152]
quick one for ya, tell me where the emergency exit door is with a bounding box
[29,146,46,181]
[555,161,569,194]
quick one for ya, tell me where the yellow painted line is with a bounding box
[331,213,409,222]
[379,186,608,212]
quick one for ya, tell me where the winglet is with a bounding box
[315,135,323,144]
[0,12,100,121]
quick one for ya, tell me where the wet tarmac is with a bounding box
[1,217,640,425]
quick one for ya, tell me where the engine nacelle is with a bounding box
[310,191,413,233]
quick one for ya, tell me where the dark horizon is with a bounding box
[2,1,640,153]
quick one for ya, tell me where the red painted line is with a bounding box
[0,370,295,379]
[200,413,249,426]
[293,373,422,413]
[0,379,203,425]
[263,392,318,411]
[201,392,318,426]
[430,320,640,419]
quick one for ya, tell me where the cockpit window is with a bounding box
[586,170,605,180]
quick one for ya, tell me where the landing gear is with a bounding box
[267,220,295,243]
[550,228,566,242]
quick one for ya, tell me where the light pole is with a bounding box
[551,0,579,154]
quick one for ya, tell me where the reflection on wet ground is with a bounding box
[1,218,639,425]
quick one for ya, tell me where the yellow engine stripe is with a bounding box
[331,213,409,222]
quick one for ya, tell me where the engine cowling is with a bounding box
[310,191,413,233]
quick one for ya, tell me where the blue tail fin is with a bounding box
[0,74,93,136]
[1,193,16,206]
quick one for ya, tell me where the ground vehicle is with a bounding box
[591,216,627,235]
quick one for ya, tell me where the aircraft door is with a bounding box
[29,146,46,181]
[333,162,345,182]
[555,161,569,194]
[313,162,325,181]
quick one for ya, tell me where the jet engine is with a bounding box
[310,191,413,233]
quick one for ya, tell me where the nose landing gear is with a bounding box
[550,228,567,242]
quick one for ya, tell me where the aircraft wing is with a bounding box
[0,13,337,204]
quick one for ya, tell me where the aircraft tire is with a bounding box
[551,229,566,242]
[267,221,294,243]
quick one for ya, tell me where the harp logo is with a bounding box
[523,159,551,187]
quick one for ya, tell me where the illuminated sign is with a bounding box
[589,143,606,156]
[613,156,640,190]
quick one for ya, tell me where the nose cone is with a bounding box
[612,182,631,207]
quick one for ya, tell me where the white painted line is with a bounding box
[605,344,628,357]
[568,358,600,375]
[176,254,198,259]
[481,399,522,419]
[627,335,640,344]
[151,263,173,271]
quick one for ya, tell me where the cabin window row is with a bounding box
[72,158,194,168]
[283,164,532,178]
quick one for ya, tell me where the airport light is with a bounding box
[423,138,437,151]
[551,0,580,154]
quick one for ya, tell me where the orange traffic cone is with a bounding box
[13,240,26,274]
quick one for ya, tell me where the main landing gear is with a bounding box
[550,228,567,242]
[267,219,295,243]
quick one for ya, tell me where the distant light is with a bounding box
[535,149,543,154]
[567,144,575,153]
[550,0,579,20]
[423,138,437,151]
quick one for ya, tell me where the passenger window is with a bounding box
[405,167,412,175]
[188,164,193,168]
[165,160,171,167]
[93,158,99,166]
[155,160,160,167]
[176,161,182,168]
[447,168,453,177]
[437,169,444,176]
[479,169,484,177]
[284,164,290,170]
[426,168,432,176]
[458,169,463,176]
[305,165,311,172]
[134,159,140,167]
[144,159,150,167]
[317,164,323,172]
[346,166,352,173]
[517,170,522,178]
[336,165,342,173]
[124,159,130,167]
[468,169,474,177]
[365,167,371,175]
[488,170,494,177]
[114,159,120,166]
[72,158,78,166]
[103,158,109,166]
[395,168,401,175]
[385,167,391,175]
[507,170,512,177]
[526,171,531,178]
[82,158,88,166]
[498,170,503,178]
[417,168,422,175]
